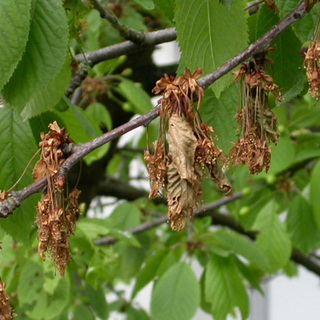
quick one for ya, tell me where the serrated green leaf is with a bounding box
[21,58,71,120]
[116,78,153,114]
[252,201,291,272]
[151,263,200,320]
[134,0,155,10]
[205,255,249,320]
[200,86,238,153]
[310,160,320,228]
[214,229,271,271]
[286,195,320,253]
[0,106,38,243]
[274,0,300,17]
[3,0,69,111]
[175,0,248,97]
[0,0,32,91]
[77,218,109,240]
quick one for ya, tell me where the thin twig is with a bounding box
[95,192,320,278]
[90,0,145,43]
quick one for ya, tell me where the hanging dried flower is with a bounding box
[145,69,232,231]
[305,20,320,98]
[0,282,16,320]
[34,122,80,276]
[230,55,280,174]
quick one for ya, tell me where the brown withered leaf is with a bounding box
[166,162,201,231]
[168,114,197,184]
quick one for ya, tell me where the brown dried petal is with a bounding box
[168,114,197,184]
[0,282,16,319]
[32,159,47,181]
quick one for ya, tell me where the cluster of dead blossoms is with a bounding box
[33,122,80,276]
[0,282,16,320]
[230,56,280,174]
[144,69,231,231]
[305,19,320,98]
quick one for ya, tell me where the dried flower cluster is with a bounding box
[305,20,320,98]
[0,282,16,320]
[33,122,80,276]
[230,56,280,174]
[145,69,232,231]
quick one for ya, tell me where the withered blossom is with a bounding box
[0,282,16,320]
[34,122,80,276]
[305,19,320,98]
[145,69,232,231]
[230,56,280,174]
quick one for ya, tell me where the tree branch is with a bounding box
[0,0,312,216]
[75,27,177,66]
[89,0,145,43]
[95,192,243,245]
[96,192,320,279]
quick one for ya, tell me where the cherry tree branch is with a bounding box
[0,0,312,217]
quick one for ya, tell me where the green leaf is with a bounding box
[127,307,150,320]
[85,102,113,130]
[18,261,44,306]
[108,202,141,230]
[286,195,320,253]
[132,250,168,298]
[249,5,305,96]
[72,305,95,320]
[0,106,38,243]
[310,160,320,228]
[86,284,109,319]
[214,229,270,271]
[0,0,32,91]
[268,135,295,175]
[154,0,174,20]
[21,58,71,120]
[274,0,300,17]
[116,78,153,114]
[252,201,292,272]
[3,0,69,112]
[151,263,200,320]
[134,0,155,10]
[77,218,109,240]
[200,86,238,153]
[175,0,248,97]
[205,255,249,320]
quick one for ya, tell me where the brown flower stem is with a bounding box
[0,0,313,217]
[89,0,145,43]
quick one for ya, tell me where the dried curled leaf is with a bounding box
[0,282,16,320]
[146,69,233,231]
[166,162,201,231]
[168,115,197,183]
